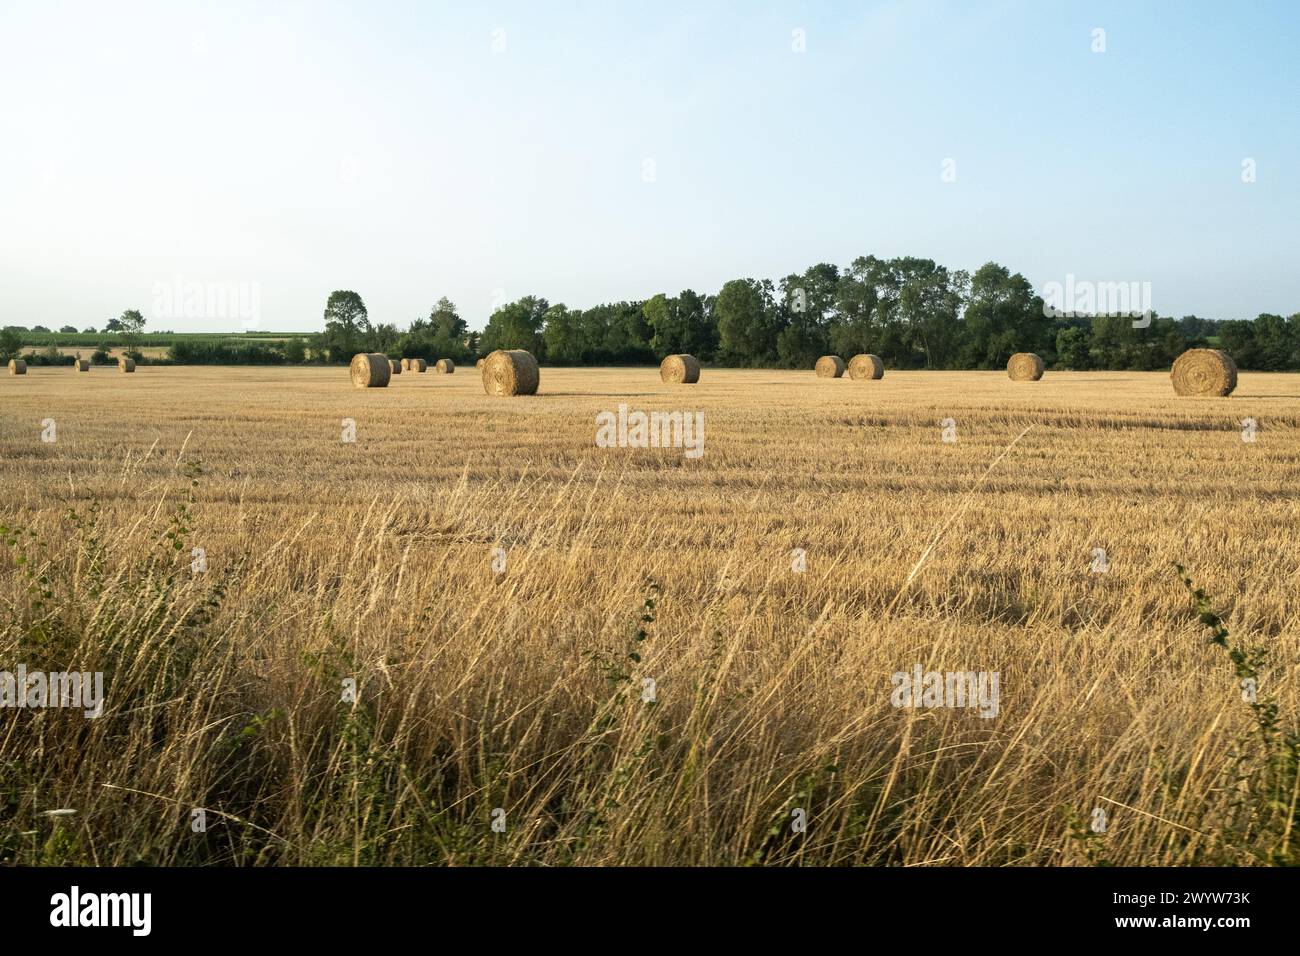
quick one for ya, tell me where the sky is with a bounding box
[1,0,1296,333]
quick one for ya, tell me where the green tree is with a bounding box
[321,291,370,361]
[644,290,714,360]
[479,296,548,356]
[1091,314,1136,368]
[958,263,1048,368]
[1216,320,1257,368]
[776,264,838,368]
[0,328,21,361]
[1146,315,1187,369]
[1250,313,1293,370]
[117,309,146,353]
[282,338,308,363]
[429,297,467,341]
[643,294,678,355]
[894,258,963,368]
[830,256,884,358]
[541,304,587,364]
[716,278,778,365]
[1055,325,1092,369]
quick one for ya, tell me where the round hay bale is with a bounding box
[412,358,428,373]
[847,354,884,380]
[388,359,402,375]
[401,358,413,371]
[660,354,700,384]
[435,358,455,374]
[1171,348,1237,397]
[476,358,484,370]
[482,349,539,396]
[8,359,26,375]
[815,355,845,378]
[73,359,89,372]
[1007,352,1045,381]
[350,352,391,388]
[118,357,136,373]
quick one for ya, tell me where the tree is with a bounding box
[776,264,838,368]
[958,263,1048,368]
[1216,320,1258,369]
[1178,315,1216,346]
[831,255,902,361]
[105,317,124,332]
[1146,316,1187,369]
[1055,325,1092,369]
[0,328,21,361]
[370,322,401,354]
[1250,313,1293,371]
[1091,314,1137,369]
[429,297,467,342]
[31,325,51,334]
[541,304,587,364]
[282,338,308,363]
[59,325,78,334]
[321,291,370,361]
[716,278,778,365]
[643,294,678,355]
[643,290,713,361]
[1288,314,1300,369]
[893,258,963,369]
[479,296,548,356]
[117,309,146,353]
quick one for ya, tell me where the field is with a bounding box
[2,365,1298,866]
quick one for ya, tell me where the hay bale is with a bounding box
[435,358,455,374]
[660,354,701,384]
[481,349,539,396]
[118,357,136,373]
[401,358,413,371]
[73,359,89,372]
[389,359,402,374]
[350,352,391,388]
[1007,352,1045,381]
[815,355,845,378]
[1171,348,1237,397]
[847,354,884,380]
[412,358,428,373]
[476,358,484,370]
[7,359,26,375]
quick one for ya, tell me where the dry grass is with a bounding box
[1,366,1298,866]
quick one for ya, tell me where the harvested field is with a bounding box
[1,366,1297,866]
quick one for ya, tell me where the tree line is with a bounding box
[4,257,1298,369]
[316,258,1300,371]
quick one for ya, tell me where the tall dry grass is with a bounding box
[1,367,1297,865]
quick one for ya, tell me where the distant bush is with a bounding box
[168,340,289,365]
[20,348,75,366]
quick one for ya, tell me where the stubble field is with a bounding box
[2,365,1298,866]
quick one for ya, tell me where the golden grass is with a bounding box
[1,366,1297,866]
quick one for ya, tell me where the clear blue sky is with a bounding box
[1,0,1296,332]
